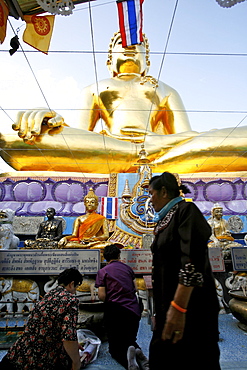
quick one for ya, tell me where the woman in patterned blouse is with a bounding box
[0,268,83,370]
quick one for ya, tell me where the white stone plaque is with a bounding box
[231,247,247,271]
[13,216,44,235]
[0,249,100,275]
[120,249,152,274]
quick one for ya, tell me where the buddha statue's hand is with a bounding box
[99,127,156,143]
[58,237,68,247]
[222,231,231,237]
[215,239,222,247]
[82,237,97,243]
[12,108,68,145]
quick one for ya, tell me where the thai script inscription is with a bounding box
[120,250,152,274]
[208,247,225,272]
[231,247,247,271]
[0,250,100,275]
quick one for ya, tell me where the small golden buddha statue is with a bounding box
[208,203,234,245]
[58,188,110,250]
[207,203,239,259]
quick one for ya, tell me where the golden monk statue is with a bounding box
[207,203,241,259]
[1,31,247,174]
[58,188,109,249]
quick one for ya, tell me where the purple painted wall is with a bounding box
[0,176,246,218]
[0,177,108,216]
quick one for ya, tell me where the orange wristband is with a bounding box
[171,300,187,313]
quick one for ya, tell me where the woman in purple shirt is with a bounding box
[95,244,149,370]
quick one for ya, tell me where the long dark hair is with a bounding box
[149,172,190,198]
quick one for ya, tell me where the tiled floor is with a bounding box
[0,314,247,369]
[84,313,247,370]
[218,314,247,370]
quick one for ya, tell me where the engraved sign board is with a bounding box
[120,249,152,274]
[231,247,247,271]
[0,250,100,275]
[208,247,225,272]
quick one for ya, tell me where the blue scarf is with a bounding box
[153,196,183,222]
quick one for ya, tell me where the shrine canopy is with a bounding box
[5,0,94,19]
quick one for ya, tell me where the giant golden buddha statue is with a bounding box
[0,31,247,174]
[58,188,109,249]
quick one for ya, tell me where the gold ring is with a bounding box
[174,330,181,334]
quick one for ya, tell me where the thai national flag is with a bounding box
[101,197,119,219]
[116,0,144,48]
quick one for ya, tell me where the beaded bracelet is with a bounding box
[171,300,187,313]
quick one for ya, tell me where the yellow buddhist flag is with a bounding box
[0,0,9,44]
[23,15,55,54]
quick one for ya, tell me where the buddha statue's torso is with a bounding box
[38,219,61,240]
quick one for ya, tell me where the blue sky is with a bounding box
[1,0,247,172]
